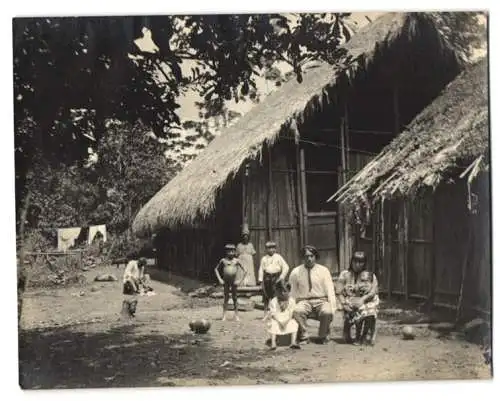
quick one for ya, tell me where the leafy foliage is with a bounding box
[427,12,487,62]
[22,122,177,244]
[93,121,180,233]
[14,12,486,246]
[13,14,355,173]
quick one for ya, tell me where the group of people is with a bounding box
[121,227,380,351]
[214,226,380,350]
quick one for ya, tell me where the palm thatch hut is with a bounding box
[331,58,490,319]
[133,12,471,282]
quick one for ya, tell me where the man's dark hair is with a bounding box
[302,245,320,260]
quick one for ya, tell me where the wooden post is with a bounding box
[344,105,352,264]
[340,117,347,182]
[339,117,347,269]
[392,85,400,299]
[456,223,473,323]
[242,164,248,226]
[403,200,410,300]
[428,196,438,311]
[380,200,386,281]
[396,201,407,298]
[299,149,308,245]
[337,165,345,270]
[339,110,352,268]
[386,201,393,299]
[267,148,273,241]
[296,142,305,248]
[371,203,378,273]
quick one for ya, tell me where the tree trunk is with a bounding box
[18,189,32,325]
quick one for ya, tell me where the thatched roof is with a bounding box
[332,57,489,209]
[133,12,468,236]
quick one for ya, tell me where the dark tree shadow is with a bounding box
[19,322,297,389]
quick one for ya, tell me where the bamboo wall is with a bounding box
[154,177,243,282]
[246,142,301,271]
[361,175,491,318]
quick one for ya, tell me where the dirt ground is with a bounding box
[18,265,492,389]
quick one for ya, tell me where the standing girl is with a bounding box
[236,224,257,287]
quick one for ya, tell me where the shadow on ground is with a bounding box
[19,321,294,389]
[147,268,212,294]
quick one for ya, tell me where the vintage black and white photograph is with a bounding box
[14,10,492,389]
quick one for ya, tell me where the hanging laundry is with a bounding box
[88,225,107,245]
[57,227,82,251]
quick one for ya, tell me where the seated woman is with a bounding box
[335,251,379,345]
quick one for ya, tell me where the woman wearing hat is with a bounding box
[335,250,380,345]
[236,224,257,287]
[257,241,290,318]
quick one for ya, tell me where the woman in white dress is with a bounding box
[265,280,301,350]
[236,225,257,287]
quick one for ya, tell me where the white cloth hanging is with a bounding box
[88,225,107,244]
[57,227,82,251]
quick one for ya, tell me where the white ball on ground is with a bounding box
[402,325,416,340]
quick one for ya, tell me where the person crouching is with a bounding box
[123,257,147,295]
[265,280,301,351]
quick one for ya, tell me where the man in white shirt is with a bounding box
[123,257,147,295]
[289,245,337,344]
[258,241,290,315]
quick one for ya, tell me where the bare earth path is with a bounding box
[18,266,491,389]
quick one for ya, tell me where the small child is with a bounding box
[214,244,247,321]
[258,241,290,319]
[348,271,380,345]
[265,280,300,351]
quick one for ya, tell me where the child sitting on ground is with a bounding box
[214,244,247,321]
[265,280,301,351]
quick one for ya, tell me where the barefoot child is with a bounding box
[258,241,290,318]
[265,280,300,350]
[214,244,247,321]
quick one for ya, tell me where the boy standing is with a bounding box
[214,244,247,321]
[258,241,290,317]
